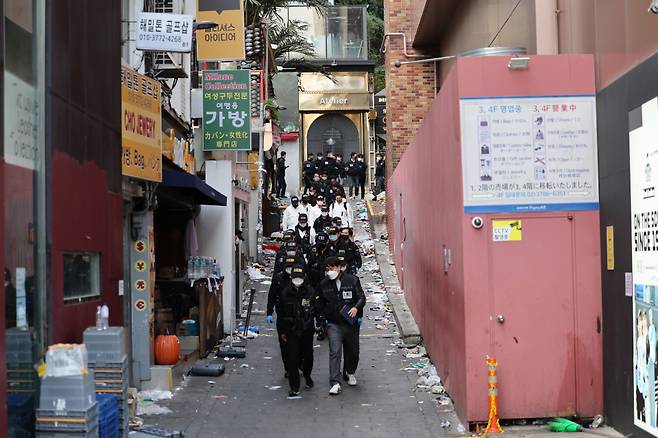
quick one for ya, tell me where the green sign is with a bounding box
[202,70,251,151]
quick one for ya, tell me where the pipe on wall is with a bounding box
[535,0,559,54]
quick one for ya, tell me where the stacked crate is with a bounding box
[6,328,38,436]
[36,373,99,437]
[84,327,129,437]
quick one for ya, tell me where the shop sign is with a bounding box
[460,95,599,213]
[606,225,614,270]
[202,70,251,151]
[136,12,193,53]
[196,0,245,61]
[492,220,522,242]
[630,97,658,436]
[121,66,162,181]
[4,71,38,170]
[299,92,371,111]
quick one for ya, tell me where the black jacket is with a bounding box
[375,159,385,177]
[277,283,320,335]
[267,271,292,316]
[276,157,286,176]
[313,214,332,233]
[306,245,336,286]
[336,238,362,271]
[302,159,317,177]
[346,160,360,177]
[294,225,313,254]
[317,272,365,324]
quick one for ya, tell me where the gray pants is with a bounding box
[348,175,360,197]
[327,321,360,385]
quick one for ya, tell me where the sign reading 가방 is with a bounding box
[121,66,162,181]
[136,12,193,53]
[630,97,658,437]
[460,95,599,213]
[202,70,251,151]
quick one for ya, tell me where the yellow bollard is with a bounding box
[482,356,503,436]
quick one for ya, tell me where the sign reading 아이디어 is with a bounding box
[196,0,245,61]
[202,70,251,151]
[460,95,599,213]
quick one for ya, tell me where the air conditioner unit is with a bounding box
[153,52,188,78]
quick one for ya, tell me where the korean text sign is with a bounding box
[460,95,599,213]
[121,66,162,181]
[196,0,245,61]
[202,70,251,151]
[630,97,658,437]
[136,12,193,53]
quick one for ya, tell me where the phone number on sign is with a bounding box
[139,34,183,44]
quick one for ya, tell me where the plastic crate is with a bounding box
[40,373,96,411]
[8,392,35,429]
[36,426,99,437]
[36,402,98,433]
[97,393,119,438]
[6,328,35,364]
[88,355,128,372]
[84,327,126,364]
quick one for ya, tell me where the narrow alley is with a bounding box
[143,202,457,438]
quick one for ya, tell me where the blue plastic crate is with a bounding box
[97,393,119,438]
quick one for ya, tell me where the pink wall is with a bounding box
[388,54,603,422]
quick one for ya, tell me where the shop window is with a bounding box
[63,252,101,301]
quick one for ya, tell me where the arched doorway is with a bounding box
[307,114,360,158]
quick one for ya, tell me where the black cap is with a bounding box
[291,196,299,202]
[301,194,309,201]
[321,207,329,213]
[291,266,306,278]
[316,195,324,200]
[325,256,340,267]
[340,227,350,233]
[298,213,308,221]
[316,232,328,243]
[284,257,296,267]
[328,226,339,235]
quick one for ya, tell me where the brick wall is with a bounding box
[384,0,435,175]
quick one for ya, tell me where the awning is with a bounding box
[161,164,227,206]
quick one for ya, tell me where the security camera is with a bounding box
[650,0,658,13]
[471,217,484,229]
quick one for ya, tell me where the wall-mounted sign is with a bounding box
[492,220,523,242]
[202,70,251,151]
[121,66,162,181]
[299,93,371,112]
[630,97,658,437]
[606,225,615,270]
[196,0,245,61]
[460,95,599,213]
[4,71,38,170]
[136,12,193,53]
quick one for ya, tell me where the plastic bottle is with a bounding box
[95,306,103,330]
[101,304,109,330]
[212,259,219,278]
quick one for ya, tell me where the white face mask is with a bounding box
[292,278,304,287]
[286,250,296,256]
[326,270,339,280]
[285,267,293,274]
[317,201,324,206]
[329,235,338,242]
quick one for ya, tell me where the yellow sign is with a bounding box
[492,220,523,242]
[121,66,162,181]
[196,1,245,61]
[606,225,614,270]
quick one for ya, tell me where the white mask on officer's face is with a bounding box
[285,267,293,274]
[325,270,339,280]
[292,278,304,287]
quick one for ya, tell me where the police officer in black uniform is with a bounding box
[277,266,319,397]
[273,241,305,275]
[318,256,365,395]
[276,151,288,198]
[307,232,335,341]
[336,227,362,274]
[294,213,314,256]
[266,257,297,376]
[302,153,317,193]
[313,207,332,233]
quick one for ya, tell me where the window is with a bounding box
[63,252,101,300]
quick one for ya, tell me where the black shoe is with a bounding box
[287,390,301,399]
[304,376,314,389]
[342,371,348,382]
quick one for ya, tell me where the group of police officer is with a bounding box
[266,190,365,398]
[302,151,368,200]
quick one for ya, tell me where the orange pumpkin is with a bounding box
[155,334,180,365]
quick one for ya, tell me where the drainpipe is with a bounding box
[535,0,559,55]
[380,32,425,58]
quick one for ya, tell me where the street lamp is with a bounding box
[194,20,218,31]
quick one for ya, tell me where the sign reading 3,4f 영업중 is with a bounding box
[202,70,251,151]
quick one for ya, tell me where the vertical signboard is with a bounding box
[196,0,245,61]
[4,71,38,169]
[121,66,162,181]
[460,95,599,213]
[631,97,658,435]
[202,70,251,151]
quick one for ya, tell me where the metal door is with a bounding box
[488,215,576,418]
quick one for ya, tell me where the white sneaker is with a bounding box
[329,383,342,395]
[347,374,357,386]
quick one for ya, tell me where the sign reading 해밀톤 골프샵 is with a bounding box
[460,95,599,213]
[136,12,194,53]
[631,97,658,437]
[202,70,251,151]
